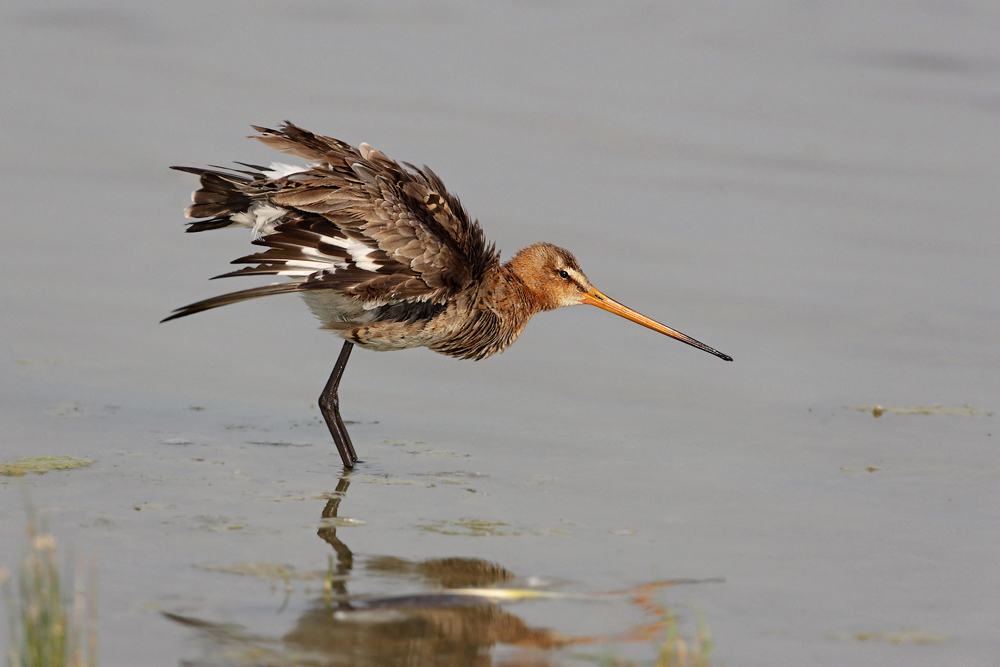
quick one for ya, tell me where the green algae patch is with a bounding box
[0,457,95,477]
[418,518,516,537]
[419,518,573,537]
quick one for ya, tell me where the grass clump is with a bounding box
[655,610,714,667]
[2,509,98,667]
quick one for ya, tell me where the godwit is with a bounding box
[164,123,732,469]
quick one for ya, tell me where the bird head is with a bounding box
[509,242,732,361]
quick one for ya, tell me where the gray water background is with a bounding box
[1,2,998,665]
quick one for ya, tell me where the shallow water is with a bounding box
[2,1,999,665]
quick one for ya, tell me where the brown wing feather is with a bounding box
[252,123,498,300]
[160,283,313,322]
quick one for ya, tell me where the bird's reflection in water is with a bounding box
[166,476,708,666]
[301,477,570,664]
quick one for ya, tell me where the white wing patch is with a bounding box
[230,202,288,238]
[317,234,381,272]
[263,162,310,179]
[347,243,380,272]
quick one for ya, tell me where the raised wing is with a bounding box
[164,123,498,322]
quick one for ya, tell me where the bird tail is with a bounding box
[165,161,318,323]
[170,165,258,233]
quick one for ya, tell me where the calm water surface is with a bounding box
[2,2,998,665]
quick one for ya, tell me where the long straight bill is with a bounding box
[582,288,732,361]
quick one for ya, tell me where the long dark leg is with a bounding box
[319,341,358,468]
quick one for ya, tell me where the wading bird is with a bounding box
[164,123,731,469]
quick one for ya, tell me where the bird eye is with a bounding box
[558,270,570,279]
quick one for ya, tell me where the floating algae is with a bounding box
[419,518,514,537]
[846,404,992,417]
[194,562,332,581]
[830,628,950,644]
